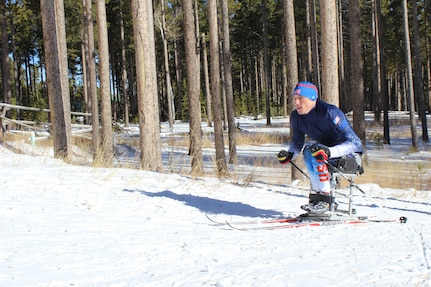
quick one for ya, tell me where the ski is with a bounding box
[226,218,363,230]
[207,211,365,226]
[222,215,407,231]
[205,213,298,226]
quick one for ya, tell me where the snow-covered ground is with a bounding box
[1,115,431,286]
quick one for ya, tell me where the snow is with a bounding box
[1,116,431,286]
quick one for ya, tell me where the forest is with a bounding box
[0,0,430,175]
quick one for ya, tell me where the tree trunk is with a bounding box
[182,0,203,175]
[372,0,382,124]
[1,2,11,123]
[255,56,260,118]
[174,5,184,120]
[349,0,366,152]
[262,0,271,125]
[40,0,72,160]
[271,55,277,113]
[160,0,175,130]
[310,0,320,89]
[305,0,313,82]
[81,41,88,123]
[319,0,339,105]
[282,50,288,118]
[119,1,129,127]
[425,0,431,113]
[412,0,429,142]
[221,56,228,130]
[10,11,20,117]
[202,33,213,127]
[373,0,389,143]
[128,56,137,116]
[221,0,237,164]
[208,0,226,176]
[83,0,100,161]
[96,0,114,166]
[401,0,418,149]
[284,0,298,111]
[131,0,163,171]
[283,0,301,180]
[337,0,347,111]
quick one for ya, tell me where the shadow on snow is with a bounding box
[123,189,284,218]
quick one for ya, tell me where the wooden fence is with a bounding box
[0,102,92,140]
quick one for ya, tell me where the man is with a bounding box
[278,81,364,214]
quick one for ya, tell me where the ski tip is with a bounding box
[399,216,407,224]
[225,221,245,231]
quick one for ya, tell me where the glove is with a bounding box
[310,144,330,161]
[277,150,293,164]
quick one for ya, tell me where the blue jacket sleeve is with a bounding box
[287,112,304,159]
[327,108,364,157]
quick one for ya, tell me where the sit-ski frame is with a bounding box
[290,160,364,217]
[289,159,407,223]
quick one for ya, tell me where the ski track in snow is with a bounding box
[1,149,431,286]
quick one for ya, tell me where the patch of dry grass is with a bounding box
[3,128,430,190]
[356,159,431,190]
[232,131,431,190]
[4,132,31,142]
[236,132,288,145]
[112,131,431,190]
[159,132,288,148]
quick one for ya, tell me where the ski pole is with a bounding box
[276,152,310,179]
[289,160,310,180]
[324,159,407,223]
[323,159,367,195]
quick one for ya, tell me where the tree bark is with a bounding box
[425,0,431,113]
[202,33,213,127]
[182,0,203,175]
[262,0,271,125]
[160,0,175,130]
[337,0,347,111]
[283,0,301,180]
[119,1,129,127]
[208,0,226,176]
[372,0,389,143]
[349,0,366,151]
[221,0,237,164]
[412,0,429,142]
[401,0,418,149]
[83,0,100,161]
[131,0,163,171]
[96,0,114,166]
[305,0,312,82]
[320,0,339,105]
[310,0,320,89]
[371,6,380,123]
[40,0,72,160]
[0,2,11,125]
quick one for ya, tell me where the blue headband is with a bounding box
[293,82,318,101]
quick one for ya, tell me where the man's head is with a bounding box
[293,82,318,115]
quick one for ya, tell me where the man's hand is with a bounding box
[310,144,330,161]
[278,150,293,164]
